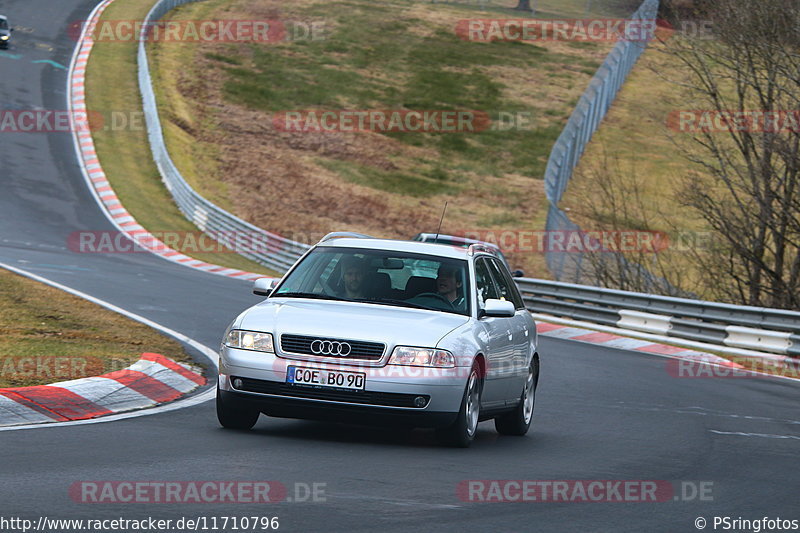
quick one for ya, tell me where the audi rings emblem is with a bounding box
[311,339,352,356]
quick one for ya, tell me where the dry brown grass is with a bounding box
[0,269,191,388]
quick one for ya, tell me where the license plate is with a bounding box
[286,366,366,391]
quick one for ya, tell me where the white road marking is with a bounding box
[709,430,800,440]
[609,403,800,425]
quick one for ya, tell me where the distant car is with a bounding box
[217,232,539,447]
[0,16,11,49]
[412,233,525,277]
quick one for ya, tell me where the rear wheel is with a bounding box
[216,387,259,430]
[495,357,537,436]
[436,362,481,448]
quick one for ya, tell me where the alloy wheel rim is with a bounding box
[466,372,479,436]
[523,369,535,424]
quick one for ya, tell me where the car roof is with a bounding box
[318,237,484,260]
[414,232,502,249]
[0,16,7,21]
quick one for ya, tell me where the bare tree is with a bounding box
[573,150,696,296]
[660,0,800,309]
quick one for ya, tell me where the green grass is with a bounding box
[319,159,463,197]
[0,269,191,388]
[84,0,277,276]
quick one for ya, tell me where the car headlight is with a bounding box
[225,329,274,353]
[389,346,454,368]
[0,36,8,41]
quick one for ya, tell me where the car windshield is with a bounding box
[272,246,471,316]
[0,20,8,30]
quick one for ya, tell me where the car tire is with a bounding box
[436,362,482,448]
[495,357,538,436]
[216,387,260,430]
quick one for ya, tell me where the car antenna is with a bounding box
[434,201,448,244]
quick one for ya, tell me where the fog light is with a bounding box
[233,378,243,389]
[414,396,427,408]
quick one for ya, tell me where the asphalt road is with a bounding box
[0,1,798,532]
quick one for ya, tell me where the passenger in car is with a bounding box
[339,256,367,299]
[436,264,466,310]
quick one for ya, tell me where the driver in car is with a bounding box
[436,264,465,310]
[339,256,367,299]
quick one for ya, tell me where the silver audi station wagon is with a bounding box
[217,233,539,447]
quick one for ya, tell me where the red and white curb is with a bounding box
[0,353,206,427]
[67,0,265,282]
[534,321,743,367]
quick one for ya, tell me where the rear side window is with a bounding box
[487,258,525,310]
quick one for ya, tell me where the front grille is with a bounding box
[233,377,427,408]
[280,334,385,361]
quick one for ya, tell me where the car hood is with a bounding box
[239,298,469,348]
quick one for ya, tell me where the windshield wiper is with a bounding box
[351,298,431,310]
[273,292,344,301]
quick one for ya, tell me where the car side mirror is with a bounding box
[512,269,525,278]
[480,298,516,318]
[253,277,277,297]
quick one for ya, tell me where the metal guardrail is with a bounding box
[137,0,310,273]
[517,277,800,357]
[542,0,664,287]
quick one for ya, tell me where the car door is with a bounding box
[474,257,517,409]
[486,257,531,404]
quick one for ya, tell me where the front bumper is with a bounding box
[219,346,469,427]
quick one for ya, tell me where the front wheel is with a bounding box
[216,387,259,430]
[436,362,481,448]
[495,357,537,436]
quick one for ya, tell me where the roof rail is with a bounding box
[467,243,500,257]
[318,231,375,243]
